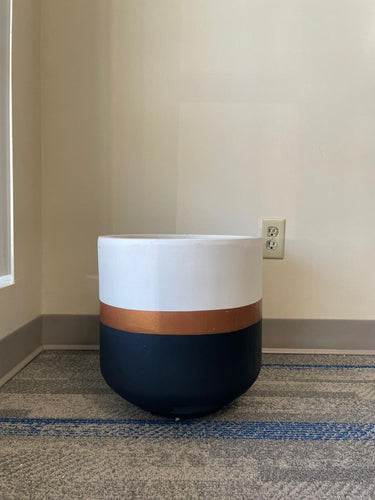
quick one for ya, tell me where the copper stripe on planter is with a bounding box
[100,300,262,335]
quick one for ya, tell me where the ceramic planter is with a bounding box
[98,234,262,417]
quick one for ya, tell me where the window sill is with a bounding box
[0,274,14,289]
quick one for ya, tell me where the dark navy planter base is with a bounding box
[100,321,262,418]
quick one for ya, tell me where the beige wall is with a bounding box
[0,0,42,340]
[41,0,109,314]
[41,0,375,320]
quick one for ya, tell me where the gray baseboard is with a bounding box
[42,315,99,346]
[0,317,42,382]
[1,315,375,387]
[42,315,375,351]
[263,319,375,350]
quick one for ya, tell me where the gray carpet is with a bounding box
[0,351,374,499]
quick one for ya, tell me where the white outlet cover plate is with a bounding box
[261,218,286,259]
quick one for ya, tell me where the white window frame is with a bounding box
[0,0,14,288]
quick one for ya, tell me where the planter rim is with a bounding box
[99,234,261,242]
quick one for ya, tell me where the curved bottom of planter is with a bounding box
[100,320,262,418]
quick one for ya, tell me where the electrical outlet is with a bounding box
[261,218,286,259]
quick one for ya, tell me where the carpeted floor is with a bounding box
[0,351,374,499]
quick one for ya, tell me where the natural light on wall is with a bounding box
[0,0,13,288]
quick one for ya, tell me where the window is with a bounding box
[0,0,13,288]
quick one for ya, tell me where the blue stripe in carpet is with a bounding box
[262,364,375,369]
[0,418,374,441]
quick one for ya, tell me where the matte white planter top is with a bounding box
[98,234,262,312]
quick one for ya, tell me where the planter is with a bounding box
[98,234,262,417]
